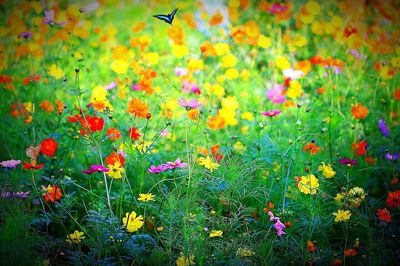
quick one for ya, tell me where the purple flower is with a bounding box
[82,165,109,175]
[0,159,21,169]
[268,211,286,236]
[261,110,282,117]
[178,97,202,110]
[42,10,66,26]
[18,31,33,39]
[385,153,399,161]
[131,84,140,91]
[339,157,358,165]
[266,84,286,104]
[161,129,169,137]
[147,165,167,174]
[350,49,361,59]
[104,82,117,90]
[0,191,30,199]
[378,119,390,137]
[163,159,187,170]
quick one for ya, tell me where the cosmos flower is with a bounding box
[267,3,288,14]
[18,31,33,39]
[261,110,282,117]
[66,230,85,244]
[104,81,117,90]
[42,10,66,26]
[163,159,187,169]
[0,159,21,168]
[147,165,167,173]
[122,211,144,233]
[0,191,30,199]
[377,208,391,223]
[266,84,286,104]
[127,98,149,119]
[385,152,399,161]
[82,165,109,175]
[209,230,223,238]
[178,97,202,110]
[282,68,304,80]
[333,209,351,222]
[378,119,390,137]
[40,138,58,157]
[268,211,286,236]
[339,157,358,165]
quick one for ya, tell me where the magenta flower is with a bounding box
[178,97,202,110]
[163,159,187,170]
[42,10,67,26]
[268,211,286,236]
[262,110,282,117]
[82,165,109,175]
[147,165,167,174]
[339,157,358,165]
[266,84,286,104]
[181,80,201,95]
[0,159,21,169]
[131,84,140,91]
[267,3,287,14]
[385,153,399,161]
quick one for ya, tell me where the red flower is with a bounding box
[352,140,367,157]
[303,142,320,155]
[106,128,121,140]
[386,190,400,208]
[128,127,141,140]
[40,138,58,157]
[23,161,44,170]
[87,116,105,132]
[365,156,375,165]
[377,208,391,223]
[105,151,125,166]
[23,74,41,86]
[344,248,357,257]
[211,144,223,161]
[42,185,62,202]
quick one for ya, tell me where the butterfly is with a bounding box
[153,8,178,25]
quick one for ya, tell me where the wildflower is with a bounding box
[339,157,358,166]
[377,208,391,223]
[18,31,33,39]
[42,185,62,202]
[0,159,21,169]
[177,97,202,110]
[163,159,187,170]
[0,191,30,199]
[122,211,144,233]
[261,110,281,117]
[297,174,319,195]
[23,162,44,170]
[209,230,223,238]
[40,100,55,112]
[352,140,367,156]
[48,64,64,79]
[378,119,390,137]
[385,152,399,161]
[147,165,167,173]
[106,128,121,140]
[386,190,400,208]
[176,253,195,266]
[365,157,375,165]
[23,74,40,86]
[66,231,85,244]
[197,156,220,172]
[82,165,109,175]
[344,248,357,257]
[307,240,317,252]
[138,193,155,202]
[106,151,125,166]
[303,142,320,155]
[128,127,141,140]
[266,84,286,104]
[351,103,368,119]
[127,98,149,119]
[282,68,304,80]
[268,211,286,236]
[40,138,58,157]
[318,162,335,178]
[42,9,66,26]
[333,209,351,222]
[107,162,124,179]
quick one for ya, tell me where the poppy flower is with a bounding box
[40,138,58,157]
[377,208,391,222]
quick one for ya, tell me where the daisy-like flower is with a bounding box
[138,193,155,202]
[163,159,187,170]
[0,159,21,169]
[261,110,282,117]
[107,162,124,179]
[266,84,286,104]
[18,31,33,39]
[333,209,351,222]
[197,156,220,172]
[66,230,85,244]
[177,97,202,110]
[339,157,358,166]
[127,98,149,119]
[82,165,109,175]
[122,211,144,233]
[147,165,167,173]
[42,10,66,26]
[282,68,304,79]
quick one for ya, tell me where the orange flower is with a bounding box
[56,99,65,115]
[344,248,357,257]
[42,185,62,202]
[352,140,367,156]
[303,142,320,155]
[106,128,121,140]
[365,156,375,165]
[209,11,223,26]
[188,108,200,121]
[106,151,125,167]
[351,103,368,119]
[40,100,55,112]
[207,115,225,130]
[394,88,400,100]
[127,98,149,119]
[307,240,317,252]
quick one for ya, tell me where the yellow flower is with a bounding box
[225,68,239,80]
[143,52,159,64]
[107,162,124,179]
[335,193,344,202]
[176,253,195,266]
[91,86,107,102]
[209,230,223,238]
[221,53,237,68]
[66,230,85,243]
[48,64,64,79]
[233,141,246,153]
[187,58,203,71]
[333,209,351,222]
[297,174,319,195]
[275,56,291,70]
[318,162,336,178]
[138,193,155,202]
[286,80,302,99]
[257,35,272,48]
[211,83,225,98]
[122,211,144,233]
[240,69,250,80]
[241,112,254,121]
[156,226,164,232]
[198,156,220,172]
[111,60,128,74]
[214,42,230,55]
[172,44,189,58]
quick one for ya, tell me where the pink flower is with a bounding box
[104,82,117,90]
[178,97,202,110]
[82,165,109,175]
[267,3,287,14]
[163,159,187,169]
[266,84,286,104]
[262,110,282,117]
[147,165,167,174]
[268,211,286,236]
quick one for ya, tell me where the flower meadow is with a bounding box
[0,0,399,265]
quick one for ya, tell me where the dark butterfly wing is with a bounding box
[169,8,178,20]
[153,14,172,24]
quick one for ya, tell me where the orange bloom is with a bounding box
[307,241,317,252]
[365,156,375,165]
[40,100,55,112]
[42,185,62,202]
[106,151,125,166]
[209,11,223,26]
[303,142,320,155]
[344,248,357,257]
[106,128,121,140]
[127,98,149,119]
[394,88,400,100]
[207,115,225,130]
[56,99,65,115]
[40,138,58,157]
[188,108,200,121]
[352,140,367,156]
[351,103,368,119]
